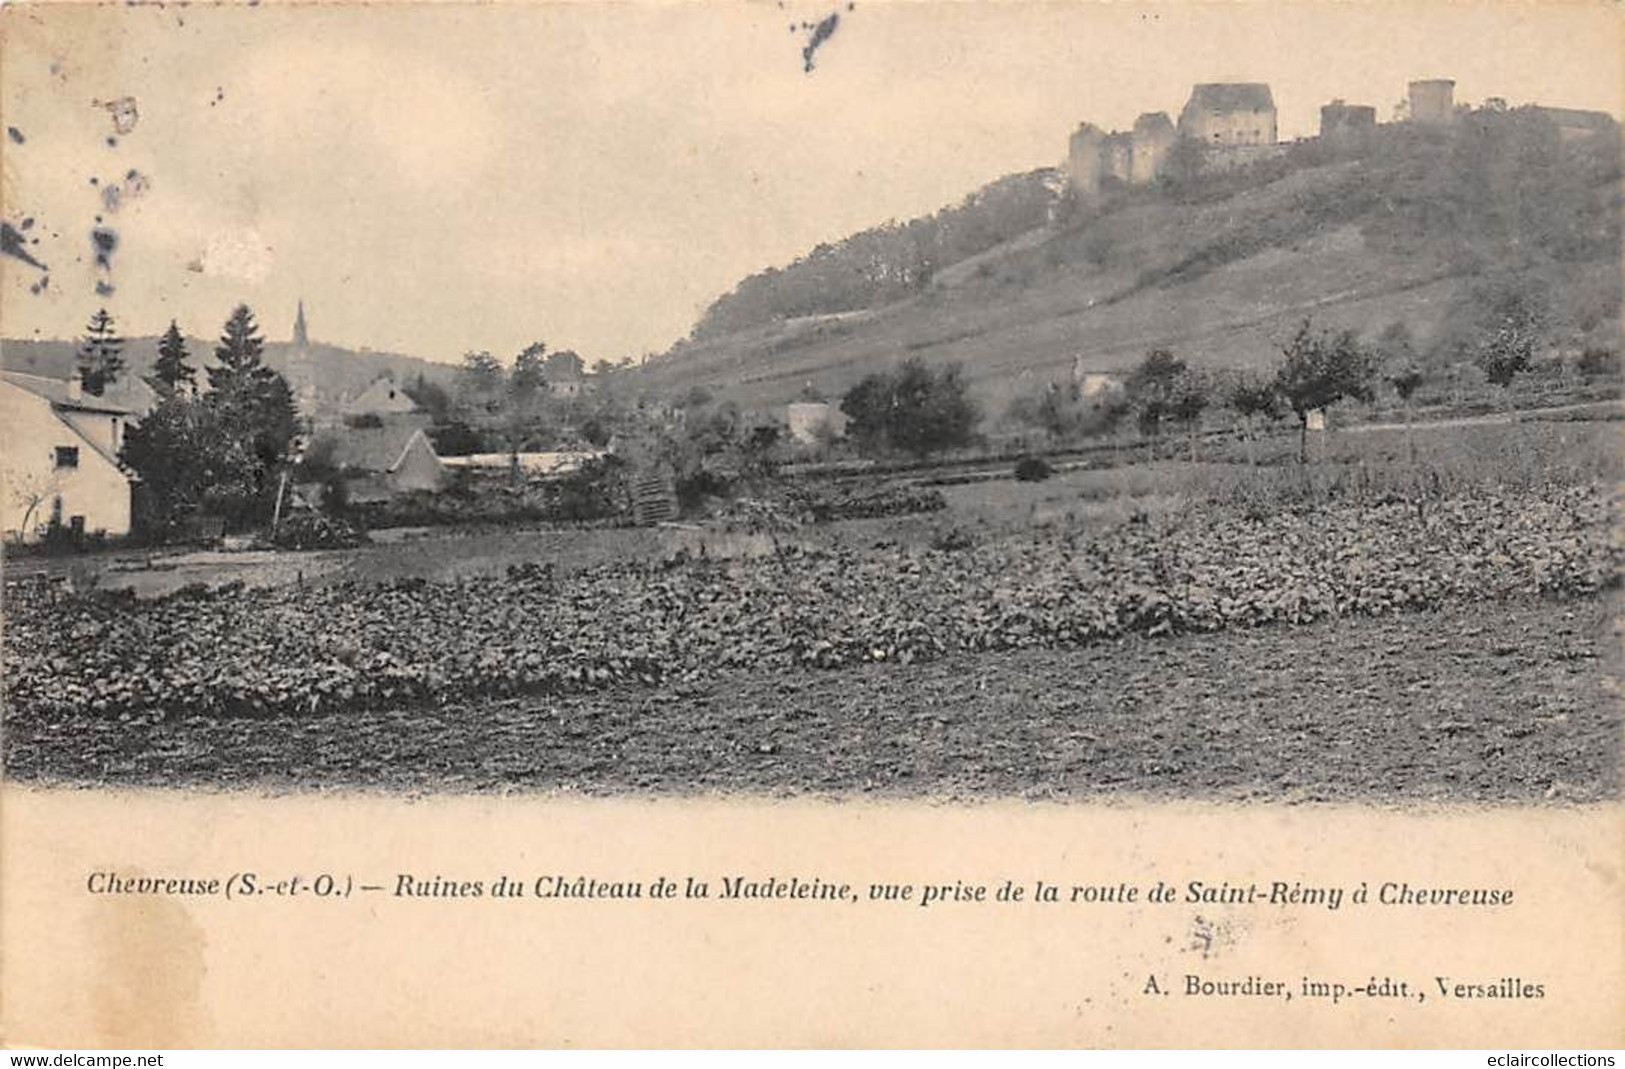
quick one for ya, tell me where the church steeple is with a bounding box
[287,300,318,420]
[292,300,309,348]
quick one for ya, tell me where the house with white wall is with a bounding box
[1,371,136,543]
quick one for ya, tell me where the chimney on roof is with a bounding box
[67,368,83,401]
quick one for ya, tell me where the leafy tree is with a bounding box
[512,342,549,398]
[1471,282,1545,410]
[151,320,195,397]
[403,372,452,422]
[1005,382,1087,441]
[454,350,506,413]
[76,308,124,396]
[1477,326,1534,405]
[501,345,569,463]
[248,373,299,470]
[739,423,784,478]
[1167,369,1210,462]
[1126,348,1188,446]
[1272,319,1375,462]
[1095,393,1133,460]
[427,420,484,457]
[1377,322,1425,462]
[1158,137,1211,198]
[840,373,895,453]
[1034,383,1084,440]
[447,348,569,475]
[119,395,259,533]
[840,358,981,458]
[1227,374,1279,466]
[1577,346,1619,381]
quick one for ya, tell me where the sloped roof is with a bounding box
[343,373,420,414]
[1,370,148,415]
[53,411,125,469]
[0,377,129,472]
[1186,83,1275,113]
[326,425,436,474]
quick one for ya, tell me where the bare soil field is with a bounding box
[6,592,1616,803]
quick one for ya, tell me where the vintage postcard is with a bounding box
[1,0,1622,1049]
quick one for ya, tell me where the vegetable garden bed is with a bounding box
[3,486,1615,723]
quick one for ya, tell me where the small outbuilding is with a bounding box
[322,424,447,501]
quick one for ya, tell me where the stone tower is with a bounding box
[1319,100,1377,147]
[1130,112,1176,185]
[1066,122,1106,197]
[1408,79,1456,125]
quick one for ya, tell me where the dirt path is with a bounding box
[1346,400,1620,434]
[6,593,1617,803]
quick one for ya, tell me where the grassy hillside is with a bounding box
[636,107,1621,415]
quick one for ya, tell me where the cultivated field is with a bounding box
[4,418,1621,800]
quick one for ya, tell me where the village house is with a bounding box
[542,351,588,398]
[784,401,848,445]
[317,423,447,503]
[341,372,422,422]
[1070,357,1126,404]
[0,370,141,543]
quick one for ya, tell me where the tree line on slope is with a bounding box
[687,170,1059,343]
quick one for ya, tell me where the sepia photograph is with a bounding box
[1,0,1623,1050]
[4,0,1621,804]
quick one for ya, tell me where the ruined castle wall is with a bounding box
[1066,124,1105,197]
[1102,134,1133,184]
[1130,124,1176,185]
[1203,143,1288,172]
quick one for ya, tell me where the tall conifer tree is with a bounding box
[76,308,125,396]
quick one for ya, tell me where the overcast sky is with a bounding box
[2,1,1620,366]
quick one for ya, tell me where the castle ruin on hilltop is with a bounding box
[1065,77,1614,198]
[1067,81,1280,196]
